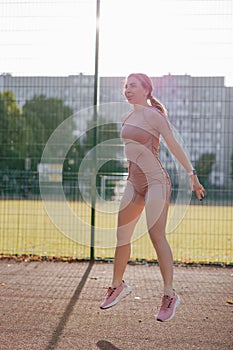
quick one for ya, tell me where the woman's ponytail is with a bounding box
[148,95,167,116]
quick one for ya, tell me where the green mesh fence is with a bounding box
[0,0,232,264]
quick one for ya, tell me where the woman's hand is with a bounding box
[189,175,205,201]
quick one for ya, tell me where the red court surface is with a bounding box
[0,260,232,350]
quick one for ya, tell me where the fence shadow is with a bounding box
[97,340,121,350]
[44,261,94,350]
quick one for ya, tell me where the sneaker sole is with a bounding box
[100,285,132,309]
[157,295,181,322]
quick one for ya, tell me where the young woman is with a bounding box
[100,73,205,322]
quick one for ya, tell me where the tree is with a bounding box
[0,90,26,169]
[231,152,233,181]
[22,95,74,170]
[195,153,216,186]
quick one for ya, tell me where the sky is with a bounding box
[0,0,233,86]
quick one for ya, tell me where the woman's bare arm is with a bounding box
[163,131,205,201]
[163,131,193,173]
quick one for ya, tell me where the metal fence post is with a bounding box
[90,0,100,261]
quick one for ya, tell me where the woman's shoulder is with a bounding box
[144,107,168,124]
[143,107,172,135]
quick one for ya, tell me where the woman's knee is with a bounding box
[148,228,167,246]
[116,232,131,246]
[116,221,134,246]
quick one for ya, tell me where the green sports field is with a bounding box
[0,200,232,264]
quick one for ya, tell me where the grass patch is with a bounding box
[0,200,232,264]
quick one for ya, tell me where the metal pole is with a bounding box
[90,0,100,261]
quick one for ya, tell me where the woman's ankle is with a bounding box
[164,285,174,298]
[111,279,123,289]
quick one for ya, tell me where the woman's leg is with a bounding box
[112,182,144,288]
[145,184,174,297]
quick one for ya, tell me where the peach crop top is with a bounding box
[121,108,172,158]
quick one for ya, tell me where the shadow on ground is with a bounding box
[97,340,121,350]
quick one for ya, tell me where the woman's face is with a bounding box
[124,76,148,105]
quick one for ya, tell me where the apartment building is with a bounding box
[0,73,94,110]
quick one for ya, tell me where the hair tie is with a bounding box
[147,94,152,99]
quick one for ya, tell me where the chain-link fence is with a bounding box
[0,75,232,264]
[0,1,232,264]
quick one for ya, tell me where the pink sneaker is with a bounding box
[100,281,132,309]
[156,291,180,322]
